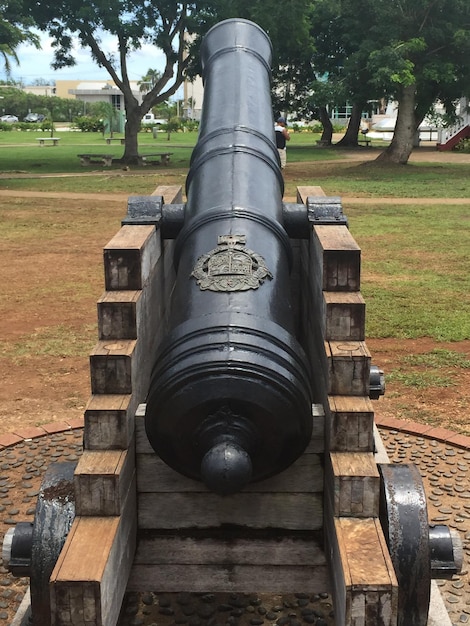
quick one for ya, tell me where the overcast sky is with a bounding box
[6,31,168,85]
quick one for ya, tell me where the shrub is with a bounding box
[0,122,19,131]
[181,119,199,132]
[72,116,105,132]
[453,137,470,153]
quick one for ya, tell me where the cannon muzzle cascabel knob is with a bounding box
[201,441,253,495]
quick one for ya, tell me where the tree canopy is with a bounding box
[300,0,470,161]
[24,0,211,161]
[0,0,39,74]
[367,0,470,162]
[17,0,470,164]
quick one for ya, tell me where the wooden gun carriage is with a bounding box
[5,19,461,626]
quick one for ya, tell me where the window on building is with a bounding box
[111,95,121,110]
[330,104,353,119]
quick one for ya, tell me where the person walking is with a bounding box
[274,117,290,169]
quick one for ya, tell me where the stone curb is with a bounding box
[1,415,469,451]
[0,417,84,449]
[375,414,470,449]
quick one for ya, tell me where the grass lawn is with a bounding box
[346,202,470,341]
[1,129,470,198]
[1,128,469,343]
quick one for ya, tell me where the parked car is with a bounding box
[23,113,45,122]
[141,113,166,126]
[0,115,18,123]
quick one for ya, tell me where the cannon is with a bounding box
[143,18,313,495]
[3,18,463,626]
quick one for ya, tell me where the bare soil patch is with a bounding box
[0,195,125,434]
[0,189,469,438]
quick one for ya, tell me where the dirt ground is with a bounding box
[0,146,469,438]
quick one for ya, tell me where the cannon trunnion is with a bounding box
[144,19,313,495]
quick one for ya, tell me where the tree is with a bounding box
[0,0,39,74]
[138,68,162,93]
[308,0,470,162]
[93,100,119,136]
[187,0,315,120]
[367,0,470,164]
[25,0,210,163]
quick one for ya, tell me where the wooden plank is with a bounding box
[314,226,361,292]
[89,334,161,403]
[97,290,140,340]
[89,340,136,395]
[324,509,347,626]
[334,518,398,626]
[299,290,330,405]
[138,492,323,531]
[84,394,133,450]
[132,534,326,566]
[135,405,325,456]
[329,452,380,517]
[298,221,361,298]
[151,184,182,202]
[328,395,374,452]
[323,291,366,341]
[289,237,303,337]
[296,186,326,202]
[74,446,135,516]
[103,185,181,291]
[128,563,330,594]
[326,340,371,396]
[129,534,329,593]
[136,451,324,494]
[50,478,137,626]
[104,225,159,291]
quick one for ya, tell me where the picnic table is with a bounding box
[77,154,113,167]
[36,137,60,146]
[137,152,173,166]
[105,137,125,145]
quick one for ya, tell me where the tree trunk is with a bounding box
[319,106,333,143]
[336,102,364,147]
[376,83,417,164]
[122,109,142,164]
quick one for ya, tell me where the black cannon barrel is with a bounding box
[145,19,313,495]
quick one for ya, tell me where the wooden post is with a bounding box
[50,185,182,626]
[297,186,398,626]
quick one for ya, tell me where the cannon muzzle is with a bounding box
[145,19,313,495]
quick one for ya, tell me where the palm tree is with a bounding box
[138,69,162,93]
[0,13,39,75]
[0,45,20,75]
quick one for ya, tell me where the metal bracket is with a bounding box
[307,196,348,226]
[369,364,385,399]
[122,196,186,238]
[122,196,163,226]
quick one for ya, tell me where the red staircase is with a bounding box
[437,100,470,151]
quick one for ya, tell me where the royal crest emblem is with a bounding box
[191,235,273,292]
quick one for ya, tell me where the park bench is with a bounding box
[137,152,173,166]
[36,137,60,146]
[105,137,125,145]
[77,153,113,167]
